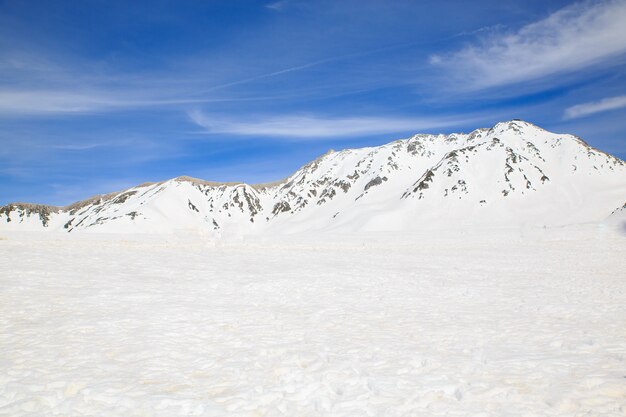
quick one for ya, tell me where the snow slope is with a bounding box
[1,228,625,416]
[1,120,624,234]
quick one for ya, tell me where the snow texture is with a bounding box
[1,225,625,416]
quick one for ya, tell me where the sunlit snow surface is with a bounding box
[1,226,625,416]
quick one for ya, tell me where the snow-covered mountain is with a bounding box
[2,120,625,234]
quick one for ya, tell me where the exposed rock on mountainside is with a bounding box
[0,203,60,227]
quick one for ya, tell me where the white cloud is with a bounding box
[0,91,125,114]
[564,94,626,119]
[265,1,290,11]
[0,90,249,115]
[432,0,626,89]
[188,110,483,139]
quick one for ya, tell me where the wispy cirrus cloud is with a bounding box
[0,89,284,115]
[564,94,626,119]
[431,0,626,89]
[0,90,128,114]
[187,109,483,139]
[265,1,291,11]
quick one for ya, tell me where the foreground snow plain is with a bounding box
[1,225,625,416]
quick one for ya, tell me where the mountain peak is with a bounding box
[491,119,544,134]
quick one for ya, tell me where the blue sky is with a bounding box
[1,0,626,205]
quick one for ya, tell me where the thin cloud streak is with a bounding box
[0,91,125,114]
[265,0,291,11]
[431,0,626,89]
[188,110,485,139]
[191,41,426,96]
[564,94,626,119]
[0,90,285,115]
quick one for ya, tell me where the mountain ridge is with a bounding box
[2,120,625,234]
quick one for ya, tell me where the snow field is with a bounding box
[1,227,625,416]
